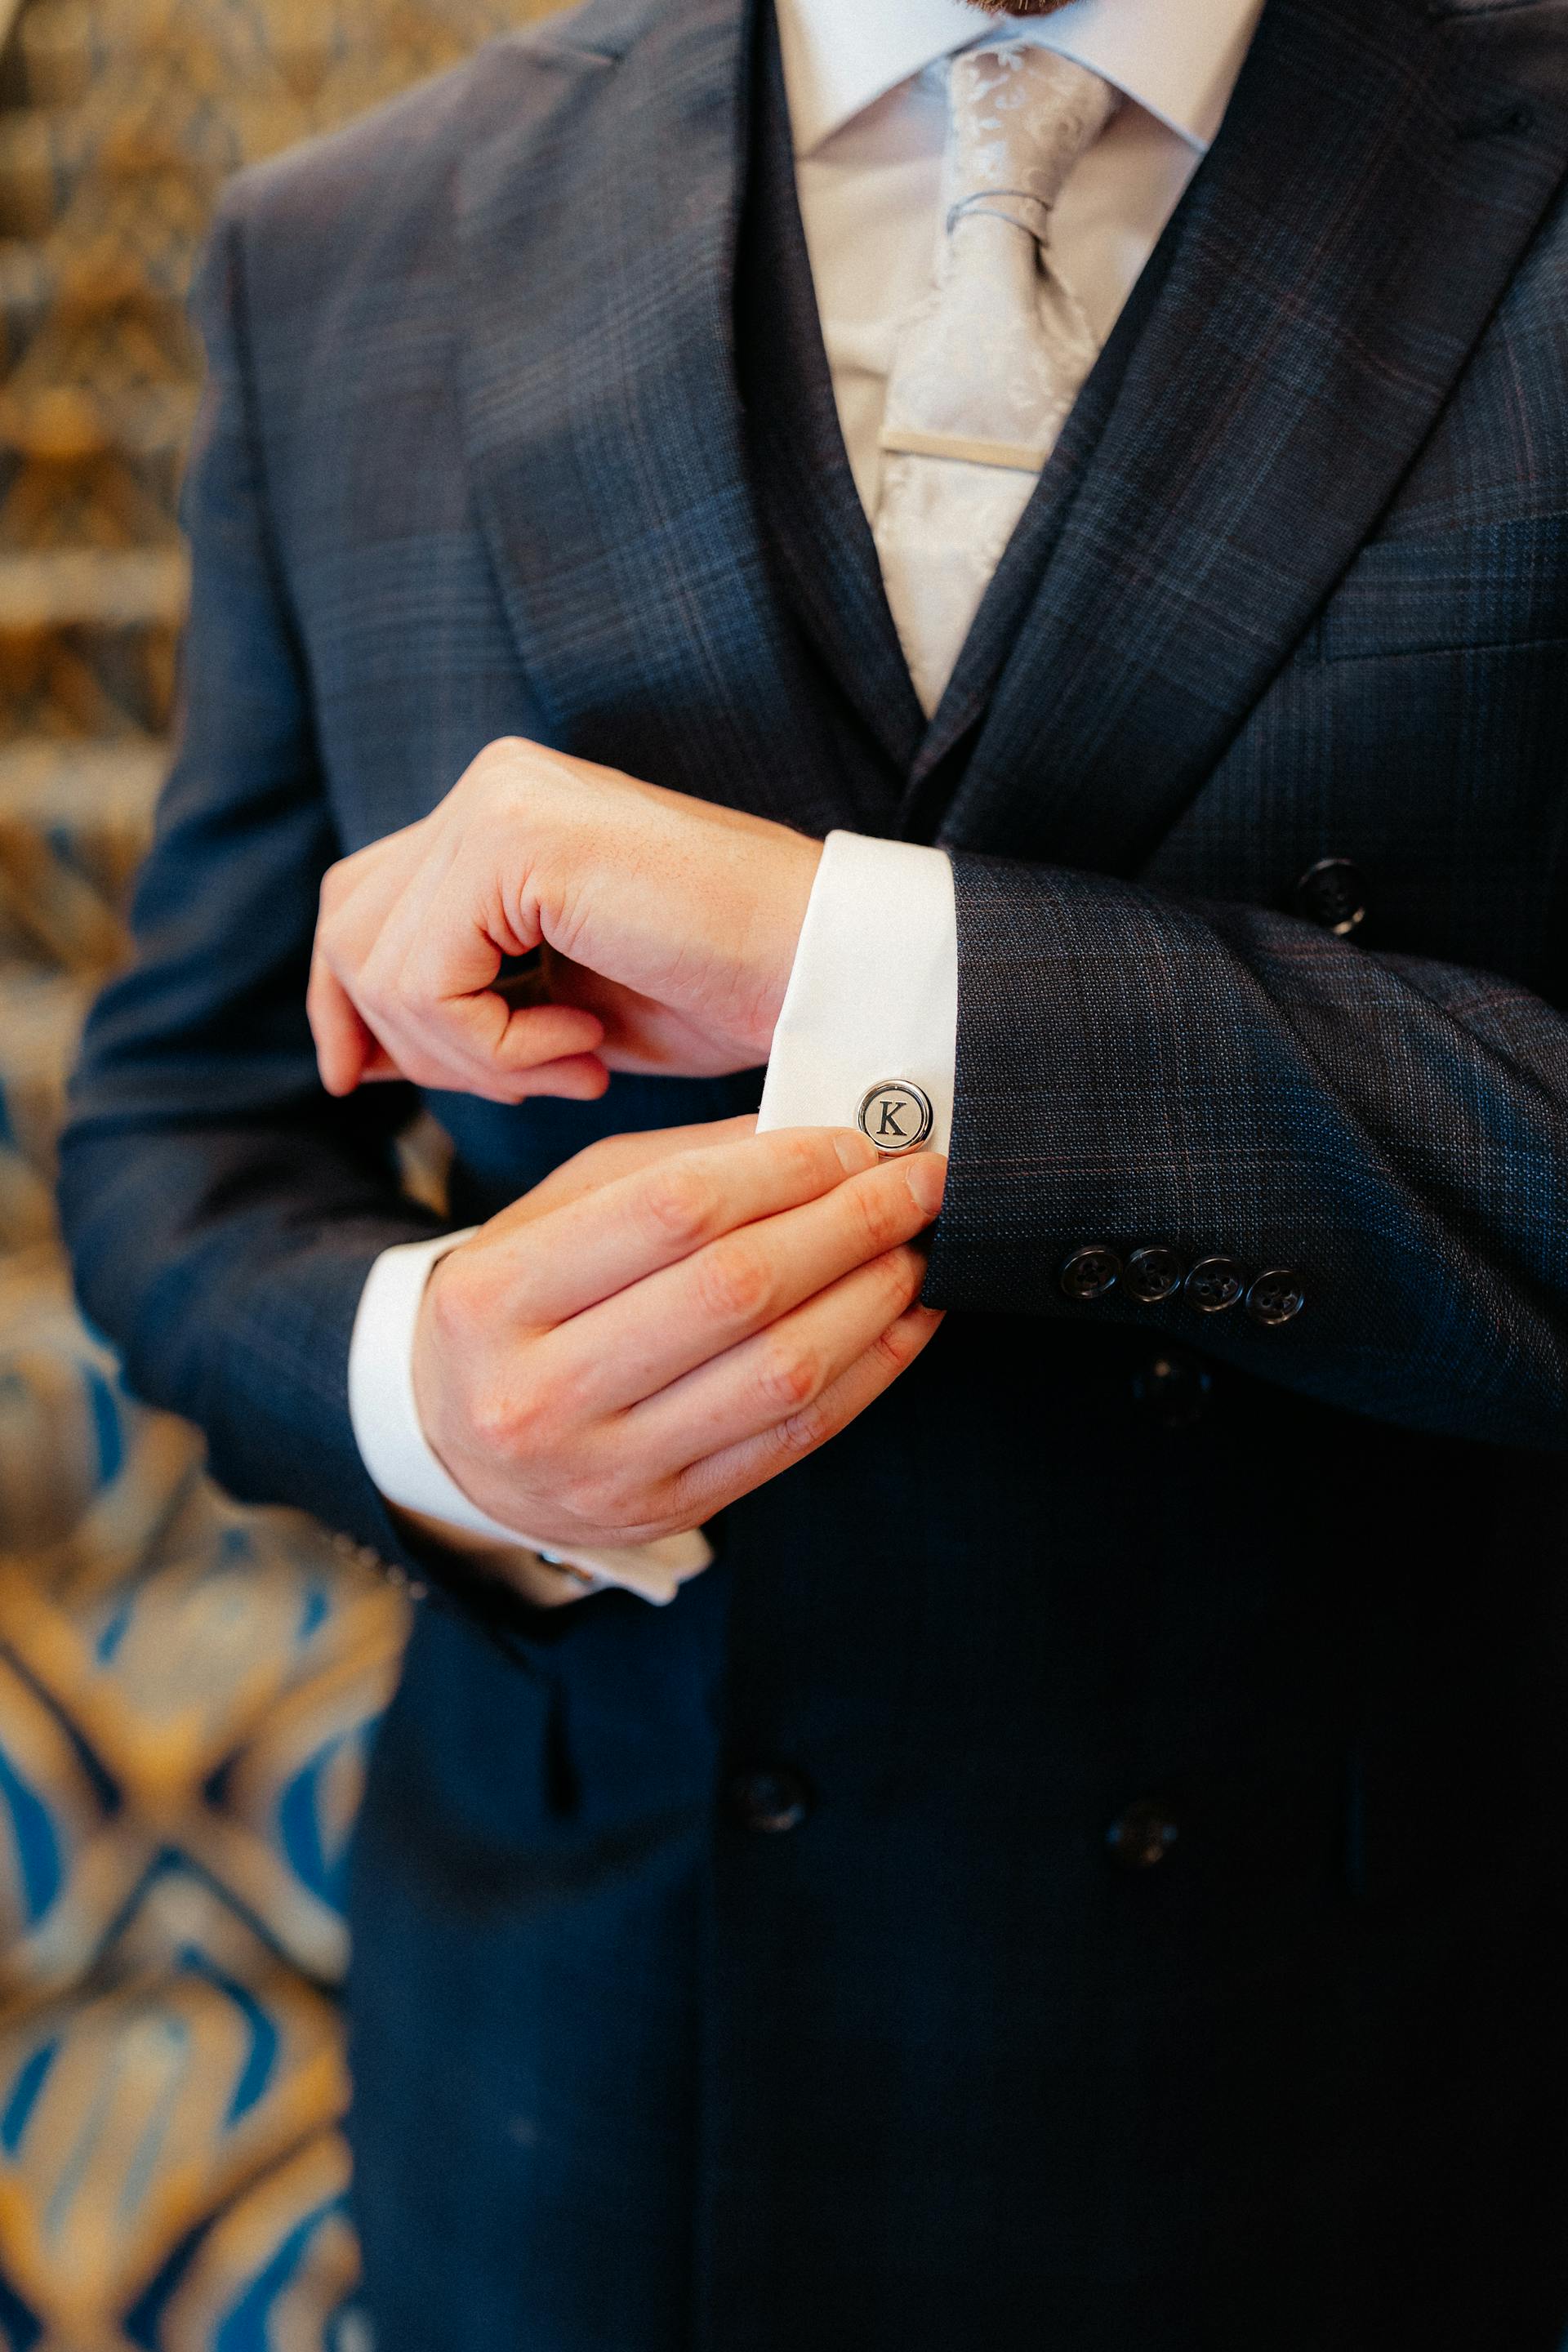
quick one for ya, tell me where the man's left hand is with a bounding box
[309,738,823,1102]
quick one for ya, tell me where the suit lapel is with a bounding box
[455,0,899,837]
[934,0,1568,870]
[737,6,927,776]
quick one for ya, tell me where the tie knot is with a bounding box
[946,44,1121,240]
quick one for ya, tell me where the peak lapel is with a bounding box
[936,0,1568,871]
[456,0,897,835]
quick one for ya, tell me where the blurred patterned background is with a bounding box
[0,2,560,2341]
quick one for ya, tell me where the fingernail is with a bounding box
[833,1128,876,1174]
[903,1152,947,1220]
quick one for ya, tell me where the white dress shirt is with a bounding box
[349,0,1265,1597]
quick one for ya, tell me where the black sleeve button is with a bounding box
[728,1768,811,1835]
[1107,1802,1180,1869]
[1183,1255,1245,1314]
[1124,1245,1184,1305]
[1060,1244,1122,1302]
[1246,1267,1306,1326]
[1293,857,1366,937]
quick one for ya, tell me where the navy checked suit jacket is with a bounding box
[60,0,1568,2345]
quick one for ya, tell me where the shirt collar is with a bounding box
[776,0,1268,158]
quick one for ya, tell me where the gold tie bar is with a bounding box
[879,426,1048,474]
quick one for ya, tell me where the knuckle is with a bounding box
[537,1357,589,1429]
[758,1337,819,1413]
[472,1378,555,1462]
[845,1174,900,1254]
[871,1321,916,1375]
[776,1396,834,1458]
[577,1133,630,1175]
[355,969,394,1022]
[775,1128,835,1189]
[564,1466,639,1535]
[473,735,525,781]
[878,1245,924,1310]
[639,1159,717,1248]
[665,1464,709,1527]
[553,1463,608,1522]
[696,1239,770,1325]
[466,1385,520,1456]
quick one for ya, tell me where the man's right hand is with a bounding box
[414,1117,946,1565]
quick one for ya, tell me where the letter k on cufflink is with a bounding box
[857,1080,935,1155]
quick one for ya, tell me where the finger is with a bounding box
[500,1052,613,1102]
[485,1125,881,1325]
[381,1050,608,1102]
[670,1300,945,1523]
[363,980,608,1103]
[325,964,609,1102]
[626,1241,929,1465]
[443,991,608,1090]
[336,831,558,1098]
[308,951,377,1096]
[362,844,546,1094]
[501,1115,760,1229]
[550,1149,946,1411]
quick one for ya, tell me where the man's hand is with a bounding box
[414,1117,946,1557]
[309,739,824,1103]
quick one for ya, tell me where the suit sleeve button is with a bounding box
[1124,1245,1184,1305]
[729,1768,811,1835]
[1107,1802,1180,1869]
[1183,1255,1245,1314]
[1247,1268,1306,1326]
[1293,857,1366,936]
[1060,1244,1122,1302]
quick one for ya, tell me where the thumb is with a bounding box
[307,950,377,1096]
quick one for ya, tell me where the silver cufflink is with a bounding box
[857,1079,935,1155]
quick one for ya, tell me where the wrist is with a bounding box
[411,1254,496,1514]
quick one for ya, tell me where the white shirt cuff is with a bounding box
[348,1232,713,1606]
[757,830,957,1149]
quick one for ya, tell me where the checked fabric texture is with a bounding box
[0,2,564,2343]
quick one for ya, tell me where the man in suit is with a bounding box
[60,0,1568,2342]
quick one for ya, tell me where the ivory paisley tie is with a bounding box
[873,45,1122,716]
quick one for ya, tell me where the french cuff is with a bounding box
[757,830,957,1152]
[348,1232,713,1607]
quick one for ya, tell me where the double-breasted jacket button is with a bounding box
[1132,1353,1213,1429]
[1107,1801,1180,1870]
[1060,1243,1122,1303]
[1294,857,1366,937]
[1184,1255,1246,1315]
[1124,1245,1184,1305]
[1247,1267,1306,1325]
[728,1768,812,1836]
